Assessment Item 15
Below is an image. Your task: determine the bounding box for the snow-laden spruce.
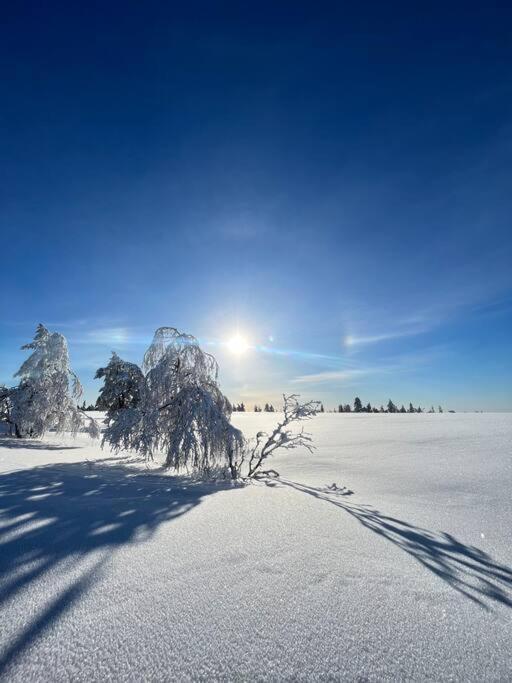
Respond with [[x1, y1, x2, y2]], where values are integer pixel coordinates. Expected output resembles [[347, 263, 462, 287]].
[[4, 324, 99, 439], [95, 352, 143, 411], [100, 326, 319, 478]]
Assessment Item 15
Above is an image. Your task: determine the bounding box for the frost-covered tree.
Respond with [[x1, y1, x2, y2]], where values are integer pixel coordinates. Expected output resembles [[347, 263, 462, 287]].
[[95, 352, 144, 411], [8, 324, 98, 439], [241, 394, 320, 478], [102, 327, 244, 476], [0, 385, 11, 433]]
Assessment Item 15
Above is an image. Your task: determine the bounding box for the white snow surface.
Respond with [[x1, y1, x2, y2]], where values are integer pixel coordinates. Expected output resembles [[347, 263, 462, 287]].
[[0, 412, 511, 681]]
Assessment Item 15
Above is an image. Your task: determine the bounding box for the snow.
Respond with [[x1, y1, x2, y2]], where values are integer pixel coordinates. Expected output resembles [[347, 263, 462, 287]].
[[1, 413, 511, 681]]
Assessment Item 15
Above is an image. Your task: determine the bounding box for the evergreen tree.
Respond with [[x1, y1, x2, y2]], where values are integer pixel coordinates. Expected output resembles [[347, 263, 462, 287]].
[[387, 399, 397, 413], [344, 404, 351, 412], [354, 397, 363, 413], [438, 405, 443, 413], [95, 352, 143, 412], [9, 324, 97, 438], [320, 403, 325, 413], [408, 402, 415, 413], [400, 404, 406, 413], [366, 402, 372, 413]]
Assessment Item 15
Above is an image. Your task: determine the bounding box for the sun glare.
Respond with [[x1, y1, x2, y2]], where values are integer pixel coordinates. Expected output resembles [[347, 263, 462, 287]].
[[227, 334, 249, 355]]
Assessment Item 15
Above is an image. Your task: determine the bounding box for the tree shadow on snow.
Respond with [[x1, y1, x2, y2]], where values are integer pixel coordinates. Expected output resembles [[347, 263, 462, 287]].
[[0, 436, 82, 451], [279, 479, 512, 611], [0, 460, 231, 675]]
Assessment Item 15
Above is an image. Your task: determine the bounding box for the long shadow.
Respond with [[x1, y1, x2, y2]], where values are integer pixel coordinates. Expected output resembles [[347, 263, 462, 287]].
[[279, 479, 512, 610], [0, 459, 232, 675], [0, 437, 82, 451]]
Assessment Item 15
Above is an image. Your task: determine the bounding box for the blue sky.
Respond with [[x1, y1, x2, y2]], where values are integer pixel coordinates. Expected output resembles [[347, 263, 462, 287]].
[[1, 2, 511, 410]]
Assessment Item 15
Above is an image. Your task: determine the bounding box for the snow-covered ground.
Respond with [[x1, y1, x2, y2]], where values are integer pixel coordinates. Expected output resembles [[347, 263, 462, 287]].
[[0, 413, 511, 681]]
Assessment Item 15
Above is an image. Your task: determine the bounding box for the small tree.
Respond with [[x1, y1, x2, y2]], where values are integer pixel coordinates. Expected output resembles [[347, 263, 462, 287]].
[[243, 394, 320, 478], [366, 402, 372, 413], [95, 352, 144, 412], [387, 399, 397, 413], [354, 397, 363, 413], [344, 404, 351, 413]]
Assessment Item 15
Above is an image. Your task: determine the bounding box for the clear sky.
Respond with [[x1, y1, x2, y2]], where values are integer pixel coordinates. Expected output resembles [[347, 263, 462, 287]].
[[1, 2, 511, 411]]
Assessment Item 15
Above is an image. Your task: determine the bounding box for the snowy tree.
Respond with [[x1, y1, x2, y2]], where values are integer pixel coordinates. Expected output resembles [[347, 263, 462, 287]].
[[242, 394, 320, 478], [95, 352, 144, 411], [8, 324, 99, 439], [102, 327, 245, 476], [0, 385, 11, 432], [354, 397, 363, 412]]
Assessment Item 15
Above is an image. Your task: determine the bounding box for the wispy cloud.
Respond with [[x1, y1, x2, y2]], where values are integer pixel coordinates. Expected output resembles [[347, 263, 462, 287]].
[[344, 328, 426, 347], [292, 345, 450, 385], [292, 368, 377, 384]]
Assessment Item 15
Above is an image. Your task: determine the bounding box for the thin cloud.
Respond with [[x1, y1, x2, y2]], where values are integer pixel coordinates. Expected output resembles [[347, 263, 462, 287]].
[[292, 368, 377, 384], [344, 328, 426, 347]]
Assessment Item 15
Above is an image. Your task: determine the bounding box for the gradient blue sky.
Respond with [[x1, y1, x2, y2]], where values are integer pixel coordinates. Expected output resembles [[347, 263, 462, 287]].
[[1, 2, 511, 410]]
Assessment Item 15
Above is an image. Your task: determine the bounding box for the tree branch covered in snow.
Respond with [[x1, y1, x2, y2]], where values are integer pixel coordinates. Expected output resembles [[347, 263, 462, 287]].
[[245, 394, 320, 478]]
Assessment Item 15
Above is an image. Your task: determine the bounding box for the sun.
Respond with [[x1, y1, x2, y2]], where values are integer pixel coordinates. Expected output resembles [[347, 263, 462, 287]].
[[227, 334, 249, 355]]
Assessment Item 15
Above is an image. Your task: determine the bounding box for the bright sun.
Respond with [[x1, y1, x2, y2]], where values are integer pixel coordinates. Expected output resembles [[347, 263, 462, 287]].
[[227, 334, 249, 355]]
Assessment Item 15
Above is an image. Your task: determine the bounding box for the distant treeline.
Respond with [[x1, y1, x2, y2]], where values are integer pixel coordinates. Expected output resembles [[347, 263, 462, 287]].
[[233, 398, 452, 414], [233, 402, 277, 413], [84, 397, 451, 414], [336, 398, 448, 413]]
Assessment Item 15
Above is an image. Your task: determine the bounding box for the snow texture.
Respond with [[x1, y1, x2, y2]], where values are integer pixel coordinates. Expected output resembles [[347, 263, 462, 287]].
[[0, 412, 511, 681]]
